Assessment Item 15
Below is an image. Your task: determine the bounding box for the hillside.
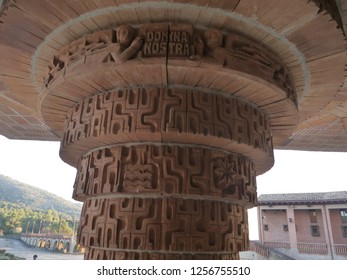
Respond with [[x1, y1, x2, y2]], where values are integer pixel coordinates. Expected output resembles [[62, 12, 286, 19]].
[[0, 174, 81, 218]]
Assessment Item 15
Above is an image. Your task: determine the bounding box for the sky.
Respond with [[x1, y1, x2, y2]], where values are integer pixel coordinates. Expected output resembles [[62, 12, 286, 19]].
[[0, 134, 346, 240]]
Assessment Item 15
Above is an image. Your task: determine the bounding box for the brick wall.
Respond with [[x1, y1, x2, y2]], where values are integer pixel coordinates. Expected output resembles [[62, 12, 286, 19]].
[[262, 209, 289, 243], [295, 209, 326, 243], [330, 209, 346, 244]]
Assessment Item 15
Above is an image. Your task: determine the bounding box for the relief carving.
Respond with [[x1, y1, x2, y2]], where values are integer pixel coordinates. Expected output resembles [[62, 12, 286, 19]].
[[62, 87, 273, 168], [43, 56, 65, 88], [139, 23, 194, 58], [42, 23, 298, 261], [43, 26, 143, 88], [123, 164, 155, 191], [224, 34, 277, 76], [213, 158, 240, 193], [200, 29, 224, 59], [73, 145, 257, 205], [190, 30, 294, 99], [60, 79, 265, 262], [273, 66, 297, 105], [42, 23, 296, 104], [78, 197, 248, 259], [103, 25, 144, 64]]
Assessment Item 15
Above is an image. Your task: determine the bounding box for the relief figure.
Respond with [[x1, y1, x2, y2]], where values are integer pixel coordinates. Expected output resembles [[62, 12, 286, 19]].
[[104, 25, 144, 64], [187, 29, 225, 66]]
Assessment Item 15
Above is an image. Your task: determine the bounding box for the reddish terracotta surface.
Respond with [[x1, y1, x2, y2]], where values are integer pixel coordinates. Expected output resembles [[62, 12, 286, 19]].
[[1, 1, 347, 259], [60, 87, 274, 173]]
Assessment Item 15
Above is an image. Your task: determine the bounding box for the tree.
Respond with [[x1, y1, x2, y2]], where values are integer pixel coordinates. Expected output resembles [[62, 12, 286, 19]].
[[0, 205, 76, 235]]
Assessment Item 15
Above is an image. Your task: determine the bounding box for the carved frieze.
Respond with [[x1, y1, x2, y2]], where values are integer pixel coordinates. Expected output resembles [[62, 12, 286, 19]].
[[140, 23, 194, 58], [61, 87, 273, 172], [74, 143, 253, 259], [73, 145, 257, 205], [78, 196, 248, 259], [42, 23, 296, 104], [42, 22, 297, 261]]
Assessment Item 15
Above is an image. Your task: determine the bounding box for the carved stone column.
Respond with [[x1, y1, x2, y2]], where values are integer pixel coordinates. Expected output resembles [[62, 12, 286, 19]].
[[39, 23, 298, 259], [59, 87, 271, 259], [75, 145, 254, 259]]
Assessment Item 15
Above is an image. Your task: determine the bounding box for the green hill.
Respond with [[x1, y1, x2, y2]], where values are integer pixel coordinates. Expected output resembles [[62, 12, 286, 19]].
[[0, 174, 81, 218]]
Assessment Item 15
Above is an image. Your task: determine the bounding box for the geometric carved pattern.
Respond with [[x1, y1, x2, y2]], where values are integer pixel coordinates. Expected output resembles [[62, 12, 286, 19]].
[[60, 84, 270, 260], [62, 87, 273, 174], [52, 23, 285, 260], [78, 197, 248, 260], [41, 23, 297, 151], [74, 144, 253, 259], [73, 145, 257, 206]]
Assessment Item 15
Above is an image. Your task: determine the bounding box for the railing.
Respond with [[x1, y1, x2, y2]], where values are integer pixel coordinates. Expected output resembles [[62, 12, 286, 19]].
[[263, 241, 290, 249], [297, 242, 328, 255], [334, 244, 347, 256], [21, 233, 72, 240], [250, 241, 347, 258], [249, 241, 269, 257]]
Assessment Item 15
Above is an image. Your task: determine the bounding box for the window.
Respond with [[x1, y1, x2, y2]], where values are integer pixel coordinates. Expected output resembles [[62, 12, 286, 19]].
[[283, 225, 288, 231], [309, 210, 317, 223], [342, 226, 347, 238], [340, 209, 347, 223], [264, 224, 269, 231], [311, 225, 320, 237]]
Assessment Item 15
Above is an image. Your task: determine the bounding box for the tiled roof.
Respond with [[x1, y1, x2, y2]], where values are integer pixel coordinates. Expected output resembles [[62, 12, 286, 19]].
[[258, 191, 347, 205]]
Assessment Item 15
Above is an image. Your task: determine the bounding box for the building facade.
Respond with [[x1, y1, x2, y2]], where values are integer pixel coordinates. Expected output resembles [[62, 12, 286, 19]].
[[257, 192, 347, 259]]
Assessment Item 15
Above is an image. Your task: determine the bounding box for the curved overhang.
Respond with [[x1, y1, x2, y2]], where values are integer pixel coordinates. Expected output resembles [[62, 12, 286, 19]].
[[0, 0, 346, 152]]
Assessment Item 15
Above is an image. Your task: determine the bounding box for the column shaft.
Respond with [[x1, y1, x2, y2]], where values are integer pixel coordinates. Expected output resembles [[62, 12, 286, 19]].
[[61, 86, 272, 259]]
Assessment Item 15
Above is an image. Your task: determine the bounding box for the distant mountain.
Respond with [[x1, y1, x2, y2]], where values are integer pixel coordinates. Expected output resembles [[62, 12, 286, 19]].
[[0, 174, 82, 218]]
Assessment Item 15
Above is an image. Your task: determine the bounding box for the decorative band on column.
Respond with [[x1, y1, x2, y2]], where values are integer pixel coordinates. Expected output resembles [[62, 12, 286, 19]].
[[78, 196, 248, 260], [61, 86, 273, 174], [75, 144, 252, 259], [84, 248, 239, 260], [73, 145, 257, 206]]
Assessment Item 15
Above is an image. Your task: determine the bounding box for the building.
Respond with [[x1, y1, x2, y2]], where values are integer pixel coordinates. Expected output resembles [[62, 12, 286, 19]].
[[256, 191, 347, 259], [1, 0, 347, 259]]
